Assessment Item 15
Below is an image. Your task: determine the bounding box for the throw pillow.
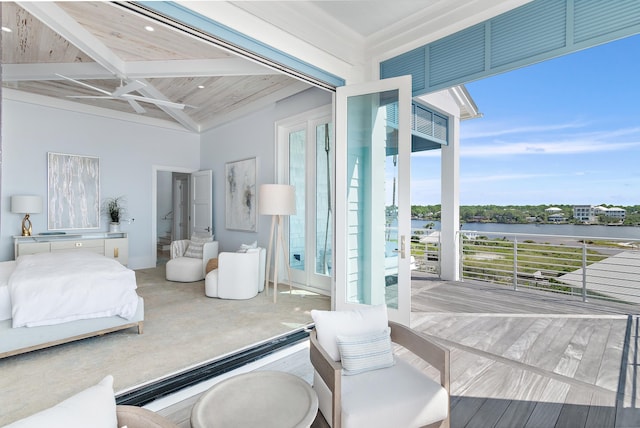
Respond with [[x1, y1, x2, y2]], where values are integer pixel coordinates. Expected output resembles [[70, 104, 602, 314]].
[[184, 233, 213, 259], [337, 327, 395, 375], [205, 258, 218, 274], [237, 241, 258, 253], [311, 304, 388, 362], [5, 375, 117, 428]]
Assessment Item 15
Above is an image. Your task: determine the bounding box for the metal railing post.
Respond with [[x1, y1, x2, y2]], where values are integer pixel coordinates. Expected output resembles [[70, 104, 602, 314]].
[[513, 237, 518, 291], [582, 242, 588, 302]]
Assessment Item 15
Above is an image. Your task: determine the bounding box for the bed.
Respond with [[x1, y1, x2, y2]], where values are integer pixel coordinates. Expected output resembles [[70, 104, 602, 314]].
[[0, 251, 144, 358]]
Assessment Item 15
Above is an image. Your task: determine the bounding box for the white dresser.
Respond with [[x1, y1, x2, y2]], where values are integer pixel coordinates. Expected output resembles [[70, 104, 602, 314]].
[[14, 233, 128, 265]]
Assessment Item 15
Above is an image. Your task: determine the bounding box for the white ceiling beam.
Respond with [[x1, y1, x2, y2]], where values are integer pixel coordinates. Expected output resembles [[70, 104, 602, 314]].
[[17, 1, 126, 78], [2, 63, 111, 82], [3, 88, 192, 133], [125, 58, 279, 78], [135, 79, 200, 133]]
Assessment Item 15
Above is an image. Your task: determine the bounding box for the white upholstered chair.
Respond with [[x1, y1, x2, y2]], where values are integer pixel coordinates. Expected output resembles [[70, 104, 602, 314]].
[[310, 305, 450, 428], [205, 247, 266, 299], [165, 236, 218, 282]]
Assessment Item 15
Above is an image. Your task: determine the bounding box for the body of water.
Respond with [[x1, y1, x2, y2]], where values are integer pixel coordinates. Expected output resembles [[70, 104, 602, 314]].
[[411, 220, 640, 241]]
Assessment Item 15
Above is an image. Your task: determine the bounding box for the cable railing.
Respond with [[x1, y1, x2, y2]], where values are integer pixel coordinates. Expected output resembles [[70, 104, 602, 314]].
[[456, 231, 640, 304]]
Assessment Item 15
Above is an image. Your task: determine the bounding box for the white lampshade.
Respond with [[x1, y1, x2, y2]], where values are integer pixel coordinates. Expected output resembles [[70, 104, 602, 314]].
[[11, 195, 42, 214], [258, 184, 296, 216]]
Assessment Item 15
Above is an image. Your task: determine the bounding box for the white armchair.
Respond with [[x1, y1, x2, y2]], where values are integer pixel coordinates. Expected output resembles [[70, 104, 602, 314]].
[[166, 237, 218, 282], [310, 305, 450, 428], [205, 248, 266, 299]]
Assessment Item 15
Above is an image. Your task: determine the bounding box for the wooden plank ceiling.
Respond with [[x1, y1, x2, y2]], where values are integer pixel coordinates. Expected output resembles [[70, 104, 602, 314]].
[[1, 2, 311, 132]]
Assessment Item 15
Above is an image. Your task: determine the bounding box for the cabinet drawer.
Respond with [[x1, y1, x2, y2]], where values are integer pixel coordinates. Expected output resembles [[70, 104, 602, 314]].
[[51, 239, 105, 251], [17, 242, 50, 256]]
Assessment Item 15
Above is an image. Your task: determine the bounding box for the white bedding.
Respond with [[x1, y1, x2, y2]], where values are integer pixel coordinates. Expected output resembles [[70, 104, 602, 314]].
[[0, 261, 16, 321], [9, 251, 139, 328]]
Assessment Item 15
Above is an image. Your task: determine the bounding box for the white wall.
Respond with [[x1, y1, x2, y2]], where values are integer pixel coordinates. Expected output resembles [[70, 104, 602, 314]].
[[1, 99, 200, 268], [200, 87, 332, 253]]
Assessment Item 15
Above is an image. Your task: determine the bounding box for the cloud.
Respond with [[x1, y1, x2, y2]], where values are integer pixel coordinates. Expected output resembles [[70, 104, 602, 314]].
[[462, 121, 586, 139], [460, 172, 563, 183], [460, 140, 640, 157]]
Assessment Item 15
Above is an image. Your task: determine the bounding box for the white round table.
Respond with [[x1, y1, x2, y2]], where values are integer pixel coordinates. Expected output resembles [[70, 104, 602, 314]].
[[191, 371, 318, 428]]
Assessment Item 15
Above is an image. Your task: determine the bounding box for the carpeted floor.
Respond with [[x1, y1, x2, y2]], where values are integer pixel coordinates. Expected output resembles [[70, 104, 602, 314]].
[[0, 266, 330, 425]]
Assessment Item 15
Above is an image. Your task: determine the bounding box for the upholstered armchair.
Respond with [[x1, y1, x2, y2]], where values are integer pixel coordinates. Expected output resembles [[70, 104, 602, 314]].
[[310, 305, 450, 428], [165, 235, 218, 282], [205, 247, 266, 299]]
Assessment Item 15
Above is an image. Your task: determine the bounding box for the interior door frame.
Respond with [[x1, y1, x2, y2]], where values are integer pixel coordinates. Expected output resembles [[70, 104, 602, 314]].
[[334, 75, 412, 326]]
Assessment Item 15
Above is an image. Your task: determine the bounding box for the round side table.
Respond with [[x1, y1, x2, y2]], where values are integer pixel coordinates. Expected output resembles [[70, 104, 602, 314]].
[[191, 370, 318, 428]]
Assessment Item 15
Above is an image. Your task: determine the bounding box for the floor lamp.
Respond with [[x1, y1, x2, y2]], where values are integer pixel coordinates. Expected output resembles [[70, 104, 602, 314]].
[[259, 184, 296, 303]]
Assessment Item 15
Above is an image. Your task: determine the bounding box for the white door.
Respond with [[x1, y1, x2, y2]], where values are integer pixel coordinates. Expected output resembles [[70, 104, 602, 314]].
[[191, 170, 213, 235], [335, 76, 412, 326]]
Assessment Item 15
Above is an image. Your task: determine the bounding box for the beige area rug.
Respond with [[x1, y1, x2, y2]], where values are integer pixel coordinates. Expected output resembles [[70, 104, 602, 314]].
[[0, 266, 329, 425]]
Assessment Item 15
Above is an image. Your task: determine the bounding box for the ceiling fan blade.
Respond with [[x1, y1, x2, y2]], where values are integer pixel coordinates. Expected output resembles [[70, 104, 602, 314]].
[[121, 93, 186, 110], [112, 80, 146, 98], [56, 74, 112, 96], [127, 99, 147, 114], [67, 95, 116, 100]]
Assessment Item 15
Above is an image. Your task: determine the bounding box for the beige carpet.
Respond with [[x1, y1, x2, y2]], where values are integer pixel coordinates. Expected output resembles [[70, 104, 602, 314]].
[[0, 266, 330, 425]]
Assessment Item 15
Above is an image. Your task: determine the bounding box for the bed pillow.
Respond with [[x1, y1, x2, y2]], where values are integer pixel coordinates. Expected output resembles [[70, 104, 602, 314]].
[[184, 234, 213, 259], [311, 304, 388, 361], [5, 375, 117, 428], [337, 327, 395, 375]]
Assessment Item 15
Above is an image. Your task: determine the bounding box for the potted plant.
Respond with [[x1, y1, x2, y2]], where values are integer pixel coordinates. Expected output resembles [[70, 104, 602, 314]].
[[103, 196, 126, 232]]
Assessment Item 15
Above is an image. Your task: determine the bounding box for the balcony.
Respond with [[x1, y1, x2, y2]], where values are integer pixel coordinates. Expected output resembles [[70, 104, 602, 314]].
[[407, 229, 640, 427]]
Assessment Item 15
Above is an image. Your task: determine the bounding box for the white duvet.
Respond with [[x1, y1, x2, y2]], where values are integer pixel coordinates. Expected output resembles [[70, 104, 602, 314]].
[[9, 251, 139, 328]]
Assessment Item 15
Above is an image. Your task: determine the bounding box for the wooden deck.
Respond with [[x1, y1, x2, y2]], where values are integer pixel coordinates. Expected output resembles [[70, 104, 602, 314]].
[[156, 275, 640, 428]]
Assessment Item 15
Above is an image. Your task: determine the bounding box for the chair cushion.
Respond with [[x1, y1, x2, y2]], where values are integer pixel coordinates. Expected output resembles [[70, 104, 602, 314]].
[[311, 305, 388, 361], [337, 327, 394, 375], [5, 375, 117, 428], [184, 234, 213, 259], [166, 257, 204, 282], [314, 359, 448, 428]]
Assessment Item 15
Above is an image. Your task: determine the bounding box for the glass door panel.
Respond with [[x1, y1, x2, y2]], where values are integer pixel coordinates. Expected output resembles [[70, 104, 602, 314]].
[[335, 76, 411, 325], [289, 129, 306, 272]]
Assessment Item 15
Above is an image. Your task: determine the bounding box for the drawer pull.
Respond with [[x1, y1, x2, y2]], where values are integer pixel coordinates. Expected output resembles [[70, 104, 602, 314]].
[[114, 248, 119, 258], [75, 242, 82, 247]]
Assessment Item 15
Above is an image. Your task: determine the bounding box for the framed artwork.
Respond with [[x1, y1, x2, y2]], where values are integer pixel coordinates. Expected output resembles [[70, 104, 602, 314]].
[[47, 152, 100, 230], [225, 157, 257, 232]]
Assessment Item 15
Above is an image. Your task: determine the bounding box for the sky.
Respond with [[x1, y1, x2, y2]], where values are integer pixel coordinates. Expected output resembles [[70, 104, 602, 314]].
[[410, 33, 640, 207]]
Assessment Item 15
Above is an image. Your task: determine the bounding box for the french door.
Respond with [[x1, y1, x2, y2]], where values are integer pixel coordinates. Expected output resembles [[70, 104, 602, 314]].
[[277, 107, 332, 294], [335, 76, 412, 326]]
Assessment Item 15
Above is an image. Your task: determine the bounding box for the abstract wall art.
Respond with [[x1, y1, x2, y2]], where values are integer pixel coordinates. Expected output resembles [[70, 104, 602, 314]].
[[225, 157, 257, 232], [47, 152, 100, 230]]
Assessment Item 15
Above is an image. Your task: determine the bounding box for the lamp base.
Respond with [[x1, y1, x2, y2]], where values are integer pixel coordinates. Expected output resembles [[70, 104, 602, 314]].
[[21, 214, 32, 237]]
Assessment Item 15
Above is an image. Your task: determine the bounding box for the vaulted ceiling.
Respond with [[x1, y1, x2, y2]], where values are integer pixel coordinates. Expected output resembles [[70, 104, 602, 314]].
[[1, 1, 312, 132]]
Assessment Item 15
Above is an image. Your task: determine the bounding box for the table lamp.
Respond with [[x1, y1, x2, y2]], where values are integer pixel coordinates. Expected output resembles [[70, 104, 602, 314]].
[[11, 195, 43, 236], [259, 184, 296, 303]]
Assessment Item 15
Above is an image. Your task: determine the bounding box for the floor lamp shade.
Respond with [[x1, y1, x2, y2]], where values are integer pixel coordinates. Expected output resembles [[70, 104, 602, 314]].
[[258, 184, 296, 216]]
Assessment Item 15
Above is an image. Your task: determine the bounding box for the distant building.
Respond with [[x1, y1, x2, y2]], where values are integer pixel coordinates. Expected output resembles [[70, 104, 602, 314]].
[[573, 205, 626, 223], [548, 213, 565, 223], [545, 207, 562, 213]]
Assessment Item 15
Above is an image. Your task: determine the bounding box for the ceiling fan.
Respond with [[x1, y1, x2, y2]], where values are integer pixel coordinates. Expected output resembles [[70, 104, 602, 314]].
[[56, 74, 187, 114]]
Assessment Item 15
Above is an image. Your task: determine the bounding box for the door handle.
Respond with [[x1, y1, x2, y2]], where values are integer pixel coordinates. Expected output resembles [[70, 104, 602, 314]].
[[205, 226, 212, 232], [400, 235, 406, 259]]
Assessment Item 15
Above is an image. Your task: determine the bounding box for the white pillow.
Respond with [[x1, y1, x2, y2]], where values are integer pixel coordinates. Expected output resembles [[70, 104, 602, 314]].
[[337, 327, 395, 375], [184, 233, 213, 258], [237, 241, 258, 253], [5, 375, 117, 428], [311, 304, 388, 362]]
